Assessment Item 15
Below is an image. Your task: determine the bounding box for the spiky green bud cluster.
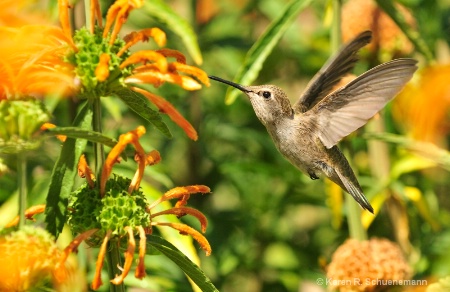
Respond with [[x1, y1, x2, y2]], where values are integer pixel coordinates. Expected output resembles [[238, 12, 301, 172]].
[[68, 175, 150, 246], [0, 99, 50, 153], [65, 27, 132, 97]]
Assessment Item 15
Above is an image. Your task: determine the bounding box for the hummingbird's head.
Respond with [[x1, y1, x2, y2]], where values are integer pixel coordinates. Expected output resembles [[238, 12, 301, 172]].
[[209, 76, 293, 125]]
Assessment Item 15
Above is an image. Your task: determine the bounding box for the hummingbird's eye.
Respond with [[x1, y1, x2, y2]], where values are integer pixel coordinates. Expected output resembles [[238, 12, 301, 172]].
[[262, 91, 271, 99]]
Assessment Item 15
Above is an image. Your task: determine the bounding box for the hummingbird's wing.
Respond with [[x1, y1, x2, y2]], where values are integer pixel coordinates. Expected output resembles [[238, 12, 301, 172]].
[[293, 31, 372, 113], [307, 58, 418, 149]]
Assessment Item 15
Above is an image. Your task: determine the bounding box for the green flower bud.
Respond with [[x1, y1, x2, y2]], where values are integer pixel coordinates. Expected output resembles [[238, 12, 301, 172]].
[[68, 175, 150, 247], [0, 99, 50, 154]]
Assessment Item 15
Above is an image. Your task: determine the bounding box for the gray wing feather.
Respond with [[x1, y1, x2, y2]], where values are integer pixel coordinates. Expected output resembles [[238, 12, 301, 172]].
[[293, 31, 372, 113], [309, 58, 418, 149]]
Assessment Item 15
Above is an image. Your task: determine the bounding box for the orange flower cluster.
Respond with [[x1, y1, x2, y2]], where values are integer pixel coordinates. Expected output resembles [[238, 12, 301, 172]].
[[327, 238, 411, 291], [0, 227, 76, 291], [0, 25, 75, 99], [341, 0, 415, 59], [73, 126, 211, 289], [6, 126, 212, 289], [58, 0, 209, 140], [393, 64, 450, 145]]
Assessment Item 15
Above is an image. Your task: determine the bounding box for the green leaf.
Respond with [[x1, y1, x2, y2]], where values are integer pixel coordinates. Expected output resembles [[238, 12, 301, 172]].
[[45, 127, 117, 148], [364, 132, 450, 171], [143, 0, 203, 65], [45, 102, 93, 238], [114, 87, 172, 138], [147, 235, 218, 292], [225, 0, 313, 104]]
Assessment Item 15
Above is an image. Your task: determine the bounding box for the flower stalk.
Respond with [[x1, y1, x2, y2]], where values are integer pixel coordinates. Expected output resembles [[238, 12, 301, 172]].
[[17, 154, 27, 229], [332, 0, 367, 241]]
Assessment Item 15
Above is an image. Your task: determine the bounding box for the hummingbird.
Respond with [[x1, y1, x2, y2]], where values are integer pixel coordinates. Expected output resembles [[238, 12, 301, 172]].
[[209, 31, 418, 213]]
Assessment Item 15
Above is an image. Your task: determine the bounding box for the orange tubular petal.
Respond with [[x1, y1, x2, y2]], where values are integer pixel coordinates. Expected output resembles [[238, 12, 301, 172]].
[[151, 207, 208, 233], [147, 185, 211, 211], [41, 122, 67, 142], [92, 230, 111, 290], [100, 126, 146, 196], [128, 149, 146, 194], [58, 0, 76, 50], [135, 226, 147, 279], [131, 87, 198, 140], [111, 227, 136, 285], [103, 0, 144, 45], [156, 49, 186, 64], [78, 154, 95, 188], [95, 53, 111, 82], [5, 204, 46, 228], [91, 0, 103, 33], [120, 50, 168, 73], [103, 1, 120, 38], [154, 222, 211, 256], [169, 62, 210, 86], [108, 5, 128, 45], [126, 71, 202, 90], [145, 150, 161, 166], [174, 195, 190, 208], [118, 28, 167, 57], [59, 229, 99, 267]]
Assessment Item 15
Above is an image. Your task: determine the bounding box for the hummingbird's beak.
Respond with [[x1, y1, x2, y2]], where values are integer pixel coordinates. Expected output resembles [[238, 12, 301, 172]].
[[209, 76, 250, 93]]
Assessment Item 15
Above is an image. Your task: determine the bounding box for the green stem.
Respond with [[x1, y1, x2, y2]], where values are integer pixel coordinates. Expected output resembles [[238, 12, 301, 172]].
[[331, 0, 342, 53], [106, 239, 125, 292], [332, 0, 367, 241], [346, 191, 367, 241], [17, 154, 27, 229], [84, 0, 91, 30], [92, 98, 104, 176], [92, 98, 123, 292]]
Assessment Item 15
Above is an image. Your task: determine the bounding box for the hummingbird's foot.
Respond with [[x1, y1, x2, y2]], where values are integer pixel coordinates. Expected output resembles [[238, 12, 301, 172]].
[[308, 171, 319, 180]]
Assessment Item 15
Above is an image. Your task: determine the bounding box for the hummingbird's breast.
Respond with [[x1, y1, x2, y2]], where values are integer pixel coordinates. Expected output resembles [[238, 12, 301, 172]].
[[266, 117, 322, 175]]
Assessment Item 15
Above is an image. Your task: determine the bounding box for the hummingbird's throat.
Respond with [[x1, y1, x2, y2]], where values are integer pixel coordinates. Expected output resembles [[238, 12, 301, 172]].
[[208, 76, 250, 93]]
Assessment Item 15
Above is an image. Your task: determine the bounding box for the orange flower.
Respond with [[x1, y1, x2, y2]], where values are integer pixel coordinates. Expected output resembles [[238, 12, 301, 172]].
[[0, 0, 51, 27], [393, 64, 450, 145], [327, 238, 411, 291], [0, 25, 76, 99], [341, 0, 415, 59], [0, 226, 76, 291], [57, 0, 209, 140], [2, 0, 209, 139], [68, 126, 212, 289]]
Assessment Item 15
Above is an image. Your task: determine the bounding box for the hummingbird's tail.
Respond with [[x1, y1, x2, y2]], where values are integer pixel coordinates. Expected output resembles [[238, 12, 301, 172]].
[[335, 171, 374, 213]]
